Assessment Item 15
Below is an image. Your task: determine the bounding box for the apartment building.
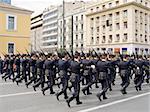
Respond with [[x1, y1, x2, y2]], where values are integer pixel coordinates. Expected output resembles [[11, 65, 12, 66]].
[[86, 0, 150, 55]]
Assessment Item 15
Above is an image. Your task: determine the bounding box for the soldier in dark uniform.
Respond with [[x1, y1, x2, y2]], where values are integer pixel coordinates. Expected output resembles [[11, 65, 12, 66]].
[[0, 56, 3, 75], [16, 54, 28, 85], [4, 55, 15, 81], [91, 53, 99, 88], [134, 56, 147, 91], [56, 52, 70, 100], [33, 54, 45, 91], [66, 52, 82, 107], [26, 54, 37, 87], [96, 54, 109, 101], [26, 55, 31, 81], [42, 53, 55, 95], [107, 55, 118, 91], [118, 55, 131, 94], [12, 54, 21, 82], [81, 53, 93, 95], [144, 57, 150, 84], [2, 55, 9, 80]]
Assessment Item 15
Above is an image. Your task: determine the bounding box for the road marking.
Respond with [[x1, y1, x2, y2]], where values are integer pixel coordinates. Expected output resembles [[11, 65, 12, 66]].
[[0, 82, 13, 85], [78, 92, 150, 112], [0, 91, 41, 98]]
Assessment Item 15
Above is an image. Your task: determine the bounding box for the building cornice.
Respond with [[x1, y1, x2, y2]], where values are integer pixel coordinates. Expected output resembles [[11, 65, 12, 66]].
[[86, 2, 150, 16], [0, 3, 33, 14], [0, 34, 29, 38], [87, 42, 150, 46]]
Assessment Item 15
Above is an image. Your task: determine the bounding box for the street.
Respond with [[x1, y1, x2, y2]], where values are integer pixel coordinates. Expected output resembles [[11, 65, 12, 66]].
[[0, 77, 149, 112]]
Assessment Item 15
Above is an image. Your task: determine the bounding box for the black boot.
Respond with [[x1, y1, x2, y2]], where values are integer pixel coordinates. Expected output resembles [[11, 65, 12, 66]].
[[42, 89, 45, 96], [82, 88, 86, 95], [66, 97, 74, 108], [96, 93, 102, 101], [76, 101, 82, 105], [87, 88, 92, 95], [103, 93, 108, 100], [55, 93, 60, 101]]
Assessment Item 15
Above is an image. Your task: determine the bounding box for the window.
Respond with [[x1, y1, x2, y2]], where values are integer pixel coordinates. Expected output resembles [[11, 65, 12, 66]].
[[124, 22, 128, 29], [76, 44, 78, 48], [91, 27, 94, 34], [102, 5, 105, 9], [140, 34, 143, 42], [96, 7, 99, 11], [81, 15, 83, 20], [116, 23, 120, 30], [109, 3, 112, 8], [145, 35, 147, 42], [116, 34, 120, 42], [81, 24, 84, 30], [108, 35, 113, 43], [145, 2, 147, 6], [81, 44, 83, 49], [102, 36, 106, 43], [102, 15, 106, 20], [116, 1, 119, 5], [81, 34, 83, 40], [109, 24, 112, 31], [8, 43, 14, 54], [97, 27, 100, 32], [135, 34, 138, 42], [123, 33, 128, 42], [96, 37, 99, 44], [91, 37, 94, 44], [76, 35, 78, 40], [123, 10, 128, 17], [76, 25, 78, 31], [96, 17, 100, 23], [102, 25, 106, 31], [76, 16, 78, 21], [7, 15, 17, 30], [116, 12, 120, 16]]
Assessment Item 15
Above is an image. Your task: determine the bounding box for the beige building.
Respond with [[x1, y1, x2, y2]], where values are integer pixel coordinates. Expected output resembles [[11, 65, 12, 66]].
[[86, 0, 150, 55]]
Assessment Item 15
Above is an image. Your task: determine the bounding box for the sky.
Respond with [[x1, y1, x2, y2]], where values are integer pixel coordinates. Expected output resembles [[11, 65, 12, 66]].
[[12, 0, 93, 15]]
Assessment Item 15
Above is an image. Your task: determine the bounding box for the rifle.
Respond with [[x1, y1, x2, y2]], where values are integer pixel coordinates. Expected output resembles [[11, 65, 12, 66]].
[[24, 48, 30, 56]]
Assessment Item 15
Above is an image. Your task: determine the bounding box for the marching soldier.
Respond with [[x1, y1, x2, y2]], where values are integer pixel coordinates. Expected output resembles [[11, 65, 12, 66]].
[[12, 54, 21, 82], [118, 55, 131, 94], [56, 52, 70, 100], [33, 54, 45, 91], [42, 53, 55, 95], [96, 54, 109, 101], [107, 55, 118, 91], [26, 54, 37, 88], [134, 56, 147, 91], [0, 56, 3, 76], [66, 52, 82, 107], [81, 53, 93, 95]]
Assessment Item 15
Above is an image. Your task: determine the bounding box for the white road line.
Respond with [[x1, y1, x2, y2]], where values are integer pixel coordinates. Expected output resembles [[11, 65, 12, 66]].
[[0, 91, 41, 98], [77, 92, 150, 112], [0, 82, 13, 85]]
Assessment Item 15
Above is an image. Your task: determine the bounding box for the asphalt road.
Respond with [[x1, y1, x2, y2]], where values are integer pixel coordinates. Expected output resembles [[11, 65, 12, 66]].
[[0, 76, 149, 112]]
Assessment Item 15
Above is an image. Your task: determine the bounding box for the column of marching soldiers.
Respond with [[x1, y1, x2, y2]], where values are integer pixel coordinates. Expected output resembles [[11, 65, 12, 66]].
[[0, 50, 149, 107]]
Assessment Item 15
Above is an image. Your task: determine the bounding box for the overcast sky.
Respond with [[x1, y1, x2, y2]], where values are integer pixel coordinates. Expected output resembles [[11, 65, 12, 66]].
[[12, 0, 93, 15]]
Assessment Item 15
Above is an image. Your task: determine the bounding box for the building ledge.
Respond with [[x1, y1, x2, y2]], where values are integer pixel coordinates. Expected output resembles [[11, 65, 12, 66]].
[[86, 2, 150, 16]]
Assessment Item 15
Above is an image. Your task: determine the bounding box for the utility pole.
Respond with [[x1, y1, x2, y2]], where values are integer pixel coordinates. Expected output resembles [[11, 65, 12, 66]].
[[71, 15, 74, 56], [62, 0, 65, 50]]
